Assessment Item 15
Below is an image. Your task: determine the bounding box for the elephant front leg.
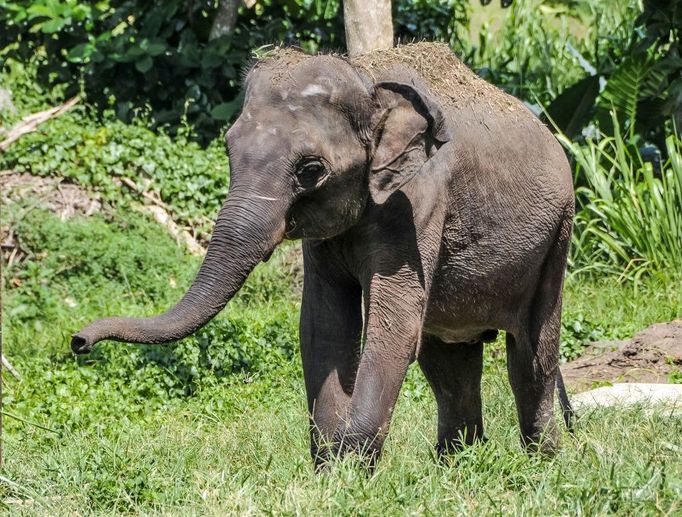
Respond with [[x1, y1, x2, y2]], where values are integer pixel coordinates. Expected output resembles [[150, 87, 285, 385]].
[[300, 245, 363, 469], [330, 269, 425, 466]]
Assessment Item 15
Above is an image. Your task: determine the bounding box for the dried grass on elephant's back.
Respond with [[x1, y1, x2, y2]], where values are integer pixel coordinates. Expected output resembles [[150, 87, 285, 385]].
[[351, 42, 518, 112]]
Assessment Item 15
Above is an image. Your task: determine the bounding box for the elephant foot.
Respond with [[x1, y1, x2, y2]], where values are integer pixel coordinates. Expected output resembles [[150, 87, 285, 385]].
[[321, 426, 383, 471], [520, 421, 560, 456], [435, 432, 488, 462]]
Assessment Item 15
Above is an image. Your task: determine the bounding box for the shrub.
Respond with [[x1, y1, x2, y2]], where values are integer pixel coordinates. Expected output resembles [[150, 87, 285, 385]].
[[559, 118, 682, 281], [0, 107, 229, 240], [0, 0, 345, 142]]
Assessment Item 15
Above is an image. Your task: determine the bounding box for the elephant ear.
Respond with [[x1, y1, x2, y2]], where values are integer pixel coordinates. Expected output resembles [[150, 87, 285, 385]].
[[368, 81, 452, 203]]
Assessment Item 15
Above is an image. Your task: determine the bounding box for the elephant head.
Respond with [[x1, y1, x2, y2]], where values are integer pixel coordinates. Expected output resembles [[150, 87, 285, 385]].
[[71, 49, 451, 353]]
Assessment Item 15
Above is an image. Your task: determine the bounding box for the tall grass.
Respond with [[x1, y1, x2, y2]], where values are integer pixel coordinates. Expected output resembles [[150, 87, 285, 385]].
[[558, 120, 682, 282]]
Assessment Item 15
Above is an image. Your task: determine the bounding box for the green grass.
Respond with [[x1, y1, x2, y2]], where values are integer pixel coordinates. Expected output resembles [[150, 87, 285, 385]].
[[3, 363, 681, 515], [3, 191, 682, 515]]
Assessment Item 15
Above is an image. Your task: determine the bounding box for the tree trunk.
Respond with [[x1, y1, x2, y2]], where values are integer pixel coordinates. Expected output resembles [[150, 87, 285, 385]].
[[343, 0, 393, 56], [209, 0, 240, 41]]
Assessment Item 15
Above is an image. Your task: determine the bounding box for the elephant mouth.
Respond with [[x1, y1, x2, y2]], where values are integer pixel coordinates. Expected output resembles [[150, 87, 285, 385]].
[[284, 211, 326, 240], [284, 215, 299, 238]]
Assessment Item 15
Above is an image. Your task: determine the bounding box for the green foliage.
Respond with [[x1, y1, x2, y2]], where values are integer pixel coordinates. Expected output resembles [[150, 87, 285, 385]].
[[1, 204, 300, 433], [3, 207, 192, 327], [560, 313, 606, 361], [2, 0, 677, 146], [558, 119, 682, 280], [634, 0, 682, 126], [394, 0, 471, 52], [598, 54, 668, 139], [0, 55, 68, 127], [544, 0, 681, 144], [0, 107, 229, 239], [473, 1, 636, 105], [0, 0, 345, 142]]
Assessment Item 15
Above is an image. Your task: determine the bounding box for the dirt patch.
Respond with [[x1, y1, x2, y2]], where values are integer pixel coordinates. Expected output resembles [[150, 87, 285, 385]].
[[0, 171, 205, 261], [1, 171, 102, 220], [563, 320, 682, 390]]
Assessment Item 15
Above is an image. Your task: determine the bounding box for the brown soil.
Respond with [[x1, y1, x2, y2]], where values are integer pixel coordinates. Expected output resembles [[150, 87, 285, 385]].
[[0, 171, 205, 262], [563, 320, 682, 390], [1, 171, 102, 220]]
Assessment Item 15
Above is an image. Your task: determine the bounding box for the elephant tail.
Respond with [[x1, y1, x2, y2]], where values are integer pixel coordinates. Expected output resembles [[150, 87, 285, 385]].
[[556, 368, 575, 433]]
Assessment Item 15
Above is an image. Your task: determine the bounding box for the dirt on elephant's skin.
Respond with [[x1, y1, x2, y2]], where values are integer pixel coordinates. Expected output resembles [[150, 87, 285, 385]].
[[562, 320, 682, 391]]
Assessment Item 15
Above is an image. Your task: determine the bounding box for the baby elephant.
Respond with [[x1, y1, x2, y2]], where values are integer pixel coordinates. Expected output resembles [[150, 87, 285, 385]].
[[72, 43, 574, 468]]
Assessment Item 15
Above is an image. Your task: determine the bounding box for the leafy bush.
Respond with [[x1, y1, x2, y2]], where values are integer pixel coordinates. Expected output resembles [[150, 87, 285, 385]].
[[0, 0, 345, 142], [544, 0, 681, 145], [559, 119, 682, 281], [560, 313, 606, 362], [0, 107, 229, 239]]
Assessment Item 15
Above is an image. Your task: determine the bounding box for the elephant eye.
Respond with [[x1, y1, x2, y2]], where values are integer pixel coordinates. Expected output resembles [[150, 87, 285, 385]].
[[296, 160, 326, 189]]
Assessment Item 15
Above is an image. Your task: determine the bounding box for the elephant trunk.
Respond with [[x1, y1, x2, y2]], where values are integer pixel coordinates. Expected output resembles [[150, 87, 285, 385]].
[[71, 189, 287, 354]]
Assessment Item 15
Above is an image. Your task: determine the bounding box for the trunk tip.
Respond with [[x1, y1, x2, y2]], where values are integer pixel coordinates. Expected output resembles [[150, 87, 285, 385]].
[[71, 333, 93, 354]]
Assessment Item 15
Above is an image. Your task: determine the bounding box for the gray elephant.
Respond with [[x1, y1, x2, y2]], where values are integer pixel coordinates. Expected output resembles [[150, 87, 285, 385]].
[[72, 42, 574, 468]]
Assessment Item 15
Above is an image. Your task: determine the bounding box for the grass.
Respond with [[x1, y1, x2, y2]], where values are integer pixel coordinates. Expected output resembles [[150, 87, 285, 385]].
[[2, 192, 682, 515], [3, 362, 681, 515], [563, 276, 682, 342]]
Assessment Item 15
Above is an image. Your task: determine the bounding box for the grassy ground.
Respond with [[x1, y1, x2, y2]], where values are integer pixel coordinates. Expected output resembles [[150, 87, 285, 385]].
[[2, 198, 681, 515], [4, 363, 681, 515]]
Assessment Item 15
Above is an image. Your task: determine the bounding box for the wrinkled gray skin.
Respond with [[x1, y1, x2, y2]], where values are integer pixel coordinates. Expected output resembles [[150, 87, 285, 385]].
[[72, 49, 574, 468]]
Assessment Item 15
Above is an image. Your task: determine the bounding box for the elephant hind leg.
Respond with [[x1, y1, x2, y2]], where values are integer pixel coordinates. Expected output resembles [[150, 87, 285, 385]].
[[506, 215, 572, 454], [418, 333, 485, 458]]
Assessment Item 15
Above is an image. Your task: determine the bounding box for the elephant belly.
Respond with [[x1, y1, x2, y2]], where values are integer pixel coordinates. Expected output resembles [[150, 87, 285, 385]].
[[422, 321, 499, 344], [423, 235, 548, 341]]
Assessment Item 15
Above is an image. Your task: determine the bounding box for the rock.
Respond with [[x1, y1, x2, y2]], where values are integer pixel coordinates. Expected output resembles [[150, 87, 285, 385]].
[[571, 383, 682, 415], [0, 87, 17, 117]]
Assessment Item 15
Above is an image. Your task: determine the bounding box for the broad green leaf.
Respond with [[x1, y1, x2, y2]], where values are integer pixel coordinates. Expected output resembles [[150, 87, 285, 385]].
[[135, 55, 154, 73]]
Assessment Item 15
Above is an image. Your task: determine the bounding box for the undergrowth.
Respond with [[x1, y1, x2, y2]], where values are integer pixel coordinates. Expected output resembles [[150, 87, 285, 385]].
[[1, 204, 300, 432], [560, 119, 682, 282], [0, 105, 229, 242]]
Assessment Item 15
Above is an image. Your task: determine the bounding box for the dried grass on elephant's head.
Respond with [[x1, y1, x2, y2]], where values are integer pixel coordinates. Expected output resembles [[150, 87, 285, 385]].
[[245, 46, 313, 86], [246, 42, 518, 113], [351, 42, 517, 111]]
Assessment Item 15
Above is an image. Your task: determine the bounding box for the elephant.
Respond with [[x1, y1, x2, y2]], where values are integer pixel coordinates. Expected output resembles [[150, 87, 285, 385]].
[[71, 42, 575, 468]]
